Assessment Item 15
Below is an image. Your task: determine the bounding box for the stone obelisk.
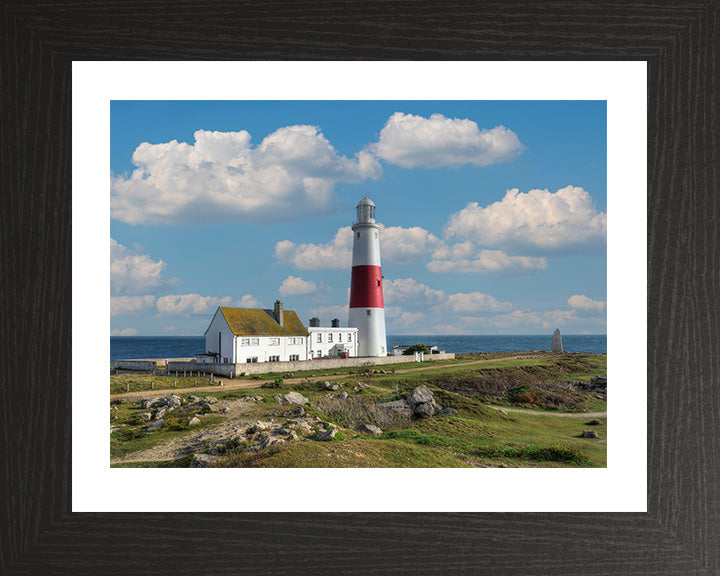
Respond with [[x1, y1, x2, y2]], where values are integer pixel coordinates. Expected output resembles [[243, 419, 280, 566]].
[[551, 328, 563, 353]]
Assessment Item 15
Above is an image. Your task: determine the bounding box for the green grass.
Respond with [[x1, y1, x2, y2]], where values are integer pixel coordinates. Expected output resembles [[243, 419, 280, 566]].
[[110, 373, 219, 395], [111, 352, 607, 468]]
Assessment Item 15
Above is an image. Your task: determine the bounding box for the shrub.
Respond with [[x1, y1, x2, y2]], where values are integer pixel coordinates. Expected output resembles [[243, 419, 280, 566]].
[[261, 378, 283, 389], [402, 344, 431, 356], [509, 384, 536, 405], [476, 444, 591, 466]]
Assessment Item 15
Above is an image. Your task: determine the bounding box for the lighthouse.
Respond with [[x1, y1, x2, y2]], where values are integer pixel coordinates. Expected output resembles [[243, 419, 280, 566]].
[[348, 197, 387, 357]]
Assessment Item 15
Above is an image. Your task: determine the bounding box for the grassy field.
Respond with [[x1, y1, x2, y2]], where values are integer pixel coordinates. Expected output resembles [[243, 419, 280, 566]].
[[110, 352, 607, 468]]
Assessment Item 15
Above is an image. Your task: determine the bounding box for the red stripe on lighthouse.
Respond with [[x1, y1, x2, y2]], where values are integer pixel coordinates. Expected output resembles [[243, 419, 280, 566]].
[[349, 265, 384, 308]]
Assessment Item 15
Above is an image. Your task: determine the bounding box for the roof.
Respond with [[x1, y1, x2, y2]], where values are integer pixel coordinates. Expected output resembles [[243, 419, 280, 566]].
[[217, 307, 308, 337], [357, 196, 375, 207]]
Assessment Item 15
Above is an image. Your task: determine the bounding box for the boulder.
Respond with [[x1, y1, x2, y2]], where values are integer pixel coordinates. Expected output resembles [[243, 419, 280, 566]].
[[436, 407, 458, 417], [586, 419, 602, 425], [140, 397, 162, 409], [356, 424, 383, 435], [274, 395, 282, 404], [163, 395, 183, 408], [406, 386, 434, 408], [138, 412, 152, 422], [146, 419, 164, 431], [314, 429, 337, 441], [582, 430, 599, 438], [283, 391, 309, 406], [333, 391, 349, 400], [154, 407, 168, 420], [188, 416, 202, 426], [187, 395, 201, 403], [414, 402, 436, 419], [203, 396, 218, 404], [551, 328, 563, 353], [320, 381, 333, 390], [190, 453, 219, 468], [247, 421, 273, 434]]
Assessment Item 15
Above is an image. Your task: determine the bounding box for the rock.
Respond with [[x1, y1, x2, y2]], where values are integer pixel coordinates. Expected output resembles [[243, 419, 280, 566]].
[[376, 400, 413, 420], [190, 453, 219, 468], [201, 402, 219, 412], [247, 420, 273, 434], [140, 397, 162, 409], [146, 419, 164, 431], [329, 384, 341, 391], [283, 407, 306, 418], [314, 429, 337, 441], [254, 396, 264, 403], [188, 416, 202, 426], [586, 419, 602, 425], [358, 383, 369, 389], [333, 391, 349, 400], [188, 395, 201, 403], [595, 395, 605, 400], [414, 402, 436, 419], [320, 381, 333, 390], [138, 412, 152, 422], [274, 395, 282, 404], [356, 424, 383, 435], [284, 373, 294, 378], [203, 396, 217, 404], [283, 391, 309, 406], [110, 425, 121, 433], [551, 328, 563, 353], [436, 407, 458, 416], [582, 430, 598, 438], [406, 386, 434, 408], [163, 394, 183, 408]]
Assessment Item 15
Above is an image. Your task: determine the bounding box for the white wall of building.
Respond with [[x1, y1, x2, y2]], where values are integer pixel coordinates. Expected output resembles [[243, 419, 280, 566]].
[[235, 336, 307, 364], [308, 327, 359, 359], [204, 310, 236, 363]]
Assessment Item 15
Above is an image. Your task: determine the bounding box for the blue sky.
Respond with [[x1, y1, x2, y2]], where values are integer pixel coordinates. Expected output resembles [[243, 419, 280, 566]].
[[110, 100, 606, 336]]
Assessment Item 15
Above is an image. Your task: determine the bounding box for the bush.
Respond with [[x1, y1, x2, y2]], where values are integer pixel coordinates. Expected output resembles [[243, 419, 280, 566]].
[[476, 444, 591, 465], [261, 379, 283, 389], [509, 384, 537, 405], [402, 344, 431, 356]]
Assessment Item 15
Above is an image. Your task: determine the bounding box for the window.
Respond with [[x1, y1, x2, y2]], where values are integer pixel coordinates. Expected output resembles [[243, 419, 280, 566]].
[[268, 355, 280, 362], [347, 334, 352, 342], [338, 333, 342, 342], [317, 333, 322, 343], [269, 337, 280, 346], [367, 309, 371, 316], [250, 337, 259, 346], [289, 354, 299, 362], [328, 333, 333, 343], [246, 357, 258, 363], [240, 338, 250, 346]]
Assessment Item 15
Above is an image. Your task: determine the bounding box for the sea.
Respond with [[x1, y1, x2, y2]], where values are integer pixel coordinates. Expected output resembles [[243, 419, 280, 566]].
[[110, 334, 606, 362]]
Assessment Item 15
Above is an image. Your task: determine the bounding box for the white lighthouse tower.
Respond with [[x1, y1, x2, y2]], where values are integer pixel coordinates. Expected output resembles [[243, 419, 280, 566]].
[[348, 197, 387, 357]]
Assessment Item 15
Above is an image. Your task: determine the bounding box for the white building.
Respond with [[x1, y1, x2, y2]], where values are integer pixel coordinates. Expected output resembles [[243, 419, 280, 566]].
[[307, 318, 359, 359], [203, 301, 308, 364]]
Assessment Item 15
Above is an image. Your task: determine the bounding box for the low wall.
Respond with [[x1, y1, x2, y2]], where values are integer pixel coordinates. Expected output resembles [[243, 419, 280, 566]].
[[113, 360, 158, 372], [166, 353, 455, 377]]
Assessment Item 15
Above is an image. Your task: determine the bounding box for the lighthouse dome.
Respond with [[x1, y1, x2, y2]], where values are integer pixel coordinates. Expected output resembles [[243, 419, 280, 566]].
[[355, 196, 376, 224]]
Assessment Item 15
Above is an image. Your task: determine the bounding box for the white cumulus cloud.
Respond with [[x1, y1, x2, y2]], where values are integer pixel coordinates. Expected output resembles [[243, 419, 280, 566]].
[[568, 294, 606, 312], [279, 276, 318, 297], [370, 112, 524, 168], [111, 295, 156, 317], [445, 292, 514, 313], [445, 186, 607, 252], [110, 328, 139, 336], [111, 126, 382, 225], [156, 293, 261, 316], [428, 248, 547, 275], [276, 225, 440, 270], [383, 278, 446, 306], [111, 238, 178, 295]]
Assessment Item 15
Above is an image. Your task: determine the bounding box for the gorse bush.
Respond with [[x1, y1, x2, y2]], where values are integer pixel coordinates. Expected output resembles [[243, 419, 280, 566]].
[[261, 379, 284, 389], [402, 344, 431, 356]]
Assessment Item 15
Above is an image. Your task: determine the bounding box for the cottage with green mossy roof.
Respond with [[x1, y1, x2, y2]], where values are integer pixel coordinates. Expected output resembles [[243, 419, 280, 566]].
[[202, 300, 309, 364]]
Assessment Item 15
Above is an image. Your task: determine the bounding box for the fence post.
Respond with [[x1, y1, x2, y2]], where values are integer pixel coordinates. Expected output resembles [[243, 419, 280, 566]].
[[151, 380, 153, 390], [126, 382, 129, 392]]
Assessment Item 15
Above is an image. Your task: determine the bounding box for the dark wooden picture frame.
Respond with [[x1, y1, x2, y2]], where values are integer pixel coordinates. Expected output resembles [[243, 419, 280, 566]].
[[2, 2, 718, 574]]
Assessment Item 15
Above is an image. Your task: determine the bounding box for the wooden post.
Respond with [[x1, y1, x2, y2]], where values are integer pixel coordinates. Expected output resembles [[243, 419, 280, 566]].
[[174, 380, 177, 388], [126, 382, 129, 392], [151, 380, 154, 390]]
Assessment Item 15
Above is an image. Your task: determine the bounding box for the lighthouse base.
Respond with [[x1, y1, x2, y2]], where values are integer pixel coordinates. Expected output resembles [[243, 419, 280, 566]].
[[348, 307, 387, 357]]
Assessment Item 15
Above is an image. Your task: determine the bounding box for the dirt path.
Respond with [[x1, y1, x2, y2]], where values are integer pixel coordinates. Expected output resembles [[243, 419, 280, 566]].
[[487, 405, 607, 419], [110, 355, 530, 400], [111, 398, 261, 465]]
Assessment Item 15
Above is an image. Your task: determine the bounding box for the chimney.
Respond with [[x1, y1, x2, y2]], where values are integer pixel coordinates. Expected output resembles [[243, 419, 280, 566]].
[[309, 317, 320, 327], [274, 300, 284, 327], [331, 318, 340, 328]]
